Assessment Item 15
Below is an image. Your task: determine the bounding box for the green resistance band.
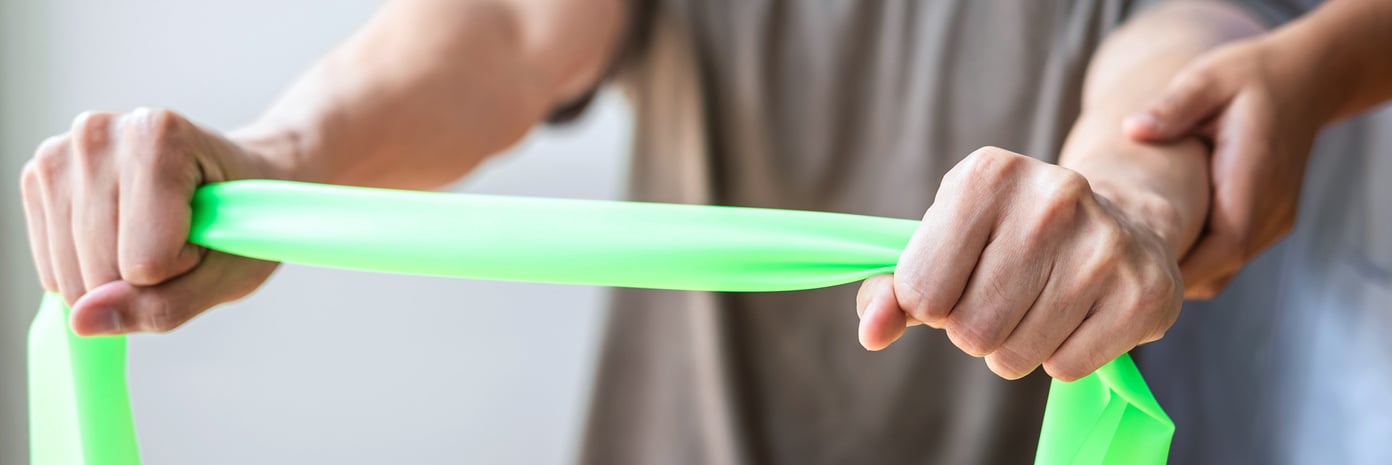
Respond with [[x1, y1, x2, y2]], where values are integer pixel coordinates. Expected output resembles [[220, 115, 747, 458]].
[[29, 180, 1173, 465]]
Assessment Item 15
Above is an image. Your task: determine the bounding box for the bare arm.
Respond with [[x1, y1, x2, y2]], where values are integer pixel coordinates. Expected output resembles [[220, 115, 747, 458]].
[[1120, 1, 1392, 298], [1276, 0, 1392, 123], [1061, 1, 1268, 258], [19, 0, 627, 334], [235, 0, 628, 188], [856, 2, 1271, 380]]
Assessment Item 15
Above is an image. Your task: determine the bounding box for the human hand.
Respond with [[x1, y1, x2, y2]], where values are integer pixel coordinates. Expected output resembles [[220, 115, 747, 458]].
[[20, 108, 285, 335], [1122, 37, 1327, 299], [855, 147, 1183, 381]]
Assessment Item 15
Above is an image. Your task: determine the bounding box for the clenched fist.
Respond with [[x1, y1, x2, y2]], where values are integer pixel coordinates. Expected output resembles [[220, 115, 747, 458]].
[[856, 147, 1184, 381], [20, 108, 283, 335]]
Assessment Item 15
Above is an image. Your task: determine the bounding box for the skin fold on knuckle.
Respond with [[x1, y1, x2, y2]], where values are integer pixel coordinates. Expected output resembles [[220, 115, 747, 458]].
[[120, 257, 180, 287], [1117, 291, 1166, 345], [945, 317, 1002, 357], [70, 111, 115, 161], [892, 270, 948, 325], [1134, 267, 1179, 313], [1026, 169, 1089, 240], [959, 147, 1025, 188], [985, 346, 1039, 380], [1043, 353, 1100, 382], [1079, 235, 1125, 283], [19, 159, 43, 199], [131, 297, 186, 333], [32, 136, 71, 184], [124, 107, 193, 168]]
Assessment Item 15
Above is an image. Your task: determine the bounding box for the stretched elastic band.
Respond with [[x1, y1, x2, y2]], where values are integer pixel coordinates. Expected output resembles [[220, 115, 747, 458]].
[[29, 180, 1172, 465]]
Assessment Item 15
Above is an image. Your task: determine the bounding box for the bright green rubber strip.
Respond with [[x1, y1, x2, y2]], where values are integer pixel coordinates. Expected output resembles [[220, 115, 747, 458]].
[[29, 180, 1172, 465]]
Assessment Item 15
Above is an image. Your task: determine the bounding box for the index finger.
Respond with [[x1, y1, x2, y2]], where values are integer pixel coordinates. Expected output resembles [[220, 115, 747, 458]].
[[115, 112, 203, 286]]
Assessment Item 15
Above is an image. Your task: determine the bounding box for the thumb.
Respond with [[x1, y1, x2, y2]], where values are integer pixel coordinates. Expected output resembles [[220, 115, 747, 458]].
[[70, 252, 277, 335], [857, 274, 909, 351], [1124, 64, 1234, 142]]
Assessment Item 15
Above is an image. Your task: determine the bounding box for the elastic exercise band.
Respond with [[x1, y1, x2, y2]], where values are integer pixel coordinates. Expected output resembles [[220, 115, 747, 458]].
[[29, 180, 1173, 465]]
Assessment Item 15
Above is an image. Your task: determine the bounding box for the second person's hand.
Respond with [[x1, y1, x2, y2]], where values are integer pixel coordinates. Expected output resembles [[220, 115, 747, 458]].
[[1122, 36, 1326, 299]]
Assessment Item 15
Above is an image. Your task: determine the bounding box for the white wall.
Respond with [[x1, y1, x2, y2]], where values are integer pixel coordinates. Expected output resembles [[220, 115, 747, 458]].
[[0, 1, 628, 464]]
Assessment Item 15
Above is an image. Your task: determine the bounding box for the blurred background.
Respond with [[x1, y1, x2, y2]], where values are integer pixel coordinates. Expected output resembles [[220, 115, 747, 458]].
[[0, 1, 629, 464]]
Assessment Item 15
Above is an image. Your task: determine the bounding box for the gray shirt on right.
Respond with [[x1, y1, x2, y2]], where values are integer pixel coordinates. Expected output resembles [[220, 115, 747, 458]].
[[569, 1, 1392, 464]]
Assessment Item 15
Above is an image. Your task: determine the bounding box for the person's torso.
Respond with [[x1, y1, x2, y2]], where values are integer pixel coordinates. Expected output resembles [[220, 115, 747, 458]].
[[585, 2, 1157, 464]]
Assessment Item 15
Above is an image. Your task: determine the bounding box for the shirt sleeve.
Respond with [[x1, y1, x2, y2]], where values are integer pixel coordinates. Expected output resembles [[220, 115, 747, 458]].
[[546, 0, 657, 124]]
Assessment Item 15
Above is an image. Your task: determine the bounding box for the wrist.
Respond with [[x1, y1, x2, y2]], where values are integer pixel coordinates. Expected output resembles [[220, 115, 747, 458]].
[[1062, 112, 1210, 257], [227, 124, 318, 183], [1090, 180, 1196, 258], [1262, 18, 1355, 125]]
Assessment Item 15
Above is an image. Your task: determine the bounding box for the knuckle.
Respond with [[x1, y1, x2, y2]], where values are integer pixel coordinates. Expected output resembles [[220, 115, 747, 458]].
[[1097, 221, 1129, 256], [136, 107, 186, 137], [1142, 328, 1168, 344], [946, 319, 1000, 357], [986, 347, 1039, 380], [69, 111, 115, 153], [126, 107, 190, 162], [1030, 170, 1090, 235], [135, 301, 182, 333], [893, 275, 948, 324], [1082, 238, 1125, 279], [19, 159, 42, 194], [70, 110, 109, 132], [1135, 273, 1178, 310], [34, 134, 67, 157], [1043, 356, 1095, 382], [938, 166, 968, 193], [31, 136, 71, 182], [121, 257, 177, 286], [960, 146, 1023, 184], [1049, 169, 1091, 202]]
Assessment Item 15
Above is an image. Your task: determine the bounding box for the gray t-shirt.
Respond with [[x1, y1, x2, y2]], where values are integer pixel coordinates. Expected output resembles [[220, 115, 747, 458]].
[[570, 1, 1319, 464]]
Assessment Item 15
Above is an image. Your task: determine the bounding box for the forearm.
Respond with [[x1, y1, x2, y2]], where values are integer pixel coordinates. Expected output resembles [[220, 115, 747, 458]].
[[1263, 0, 1392, 123], [229, 0, 625, 189], [1060, 2, 1267, 256]]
